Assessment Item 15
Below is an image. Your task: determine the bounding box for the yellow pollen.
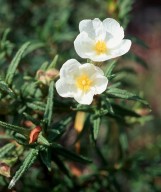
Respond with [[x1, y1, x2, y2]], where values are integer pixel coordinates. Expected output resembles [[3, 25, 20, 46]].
[[76, 74, 92, 91], [94, 40, 107, 55]]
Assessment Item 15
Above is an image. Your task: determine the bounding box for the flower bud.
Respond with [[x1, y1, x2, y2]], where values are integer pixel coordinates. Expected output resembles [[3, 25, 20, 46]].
[[29, 126, 41, 144], [36, 69, 59, 85]]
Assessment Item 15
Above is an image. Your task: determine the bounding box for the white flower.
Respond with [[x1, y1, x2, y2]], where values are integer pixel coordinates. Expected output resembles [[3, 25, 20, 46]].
[[55, 59, 108, 105], [74, 18, 131, 62]]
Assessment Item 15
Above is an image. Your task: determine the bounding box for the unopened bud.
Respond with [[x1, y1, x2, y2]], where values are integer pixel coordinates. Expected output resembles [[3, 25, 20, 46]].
[[0, 162, 11, 177], [29, 126, 42, 144], [36, 69, 59, 85]]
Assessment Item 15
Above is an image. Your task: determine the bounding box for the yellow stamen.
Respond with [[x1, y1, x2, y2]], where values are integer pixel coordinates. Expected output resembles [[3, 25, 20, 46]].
[[76, 74, 92, 91], [94, 40, 107, 55]]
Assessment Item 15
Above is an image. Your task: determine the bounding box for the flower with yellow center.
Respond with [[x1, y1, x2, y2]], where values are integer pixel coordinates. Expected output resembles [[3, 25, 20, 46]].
[[94, 40, 107, 55], [74, 18, 131, 62], [55, 59, 108, 105], [76, 74, 92, 91]]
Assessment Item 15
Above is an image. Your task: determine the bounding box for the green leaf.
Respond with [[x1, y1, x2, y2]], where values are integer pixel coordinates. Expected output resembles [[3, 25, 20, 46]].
[[92, 115, 101, 141], [26, 102, 45, 112], [5, 42, 30, 85], [0, 143, 16, 159], [48, 54, 59, 69], [0, 52, 5, 61], [52, 143, 92, 164], [0, 121, 30, 137], [118, 0, 134, 18], [72, 104, 95, 112], [53, 154, 72, 179], [40, 148, 51, 171], [0, 28, 11, 49], [13, 133, 28, 145], [22, 82, 39, 97], [37, 132, 50, 146], [105, 60, 117, 78], [107, 88, 149, 106], [23, 112, 40, 126], [117, 0, 134, 27], [111, 103, 140, 117], [39, 61, 49, 71], [0, 80, 15, 97], [48, 116, 72, 142], [115, 67, 137, 75], [8, 149, 39, 189], [43, 81, 54, 127], [22, 42, 45, 57], [101, 98, 114, 115]]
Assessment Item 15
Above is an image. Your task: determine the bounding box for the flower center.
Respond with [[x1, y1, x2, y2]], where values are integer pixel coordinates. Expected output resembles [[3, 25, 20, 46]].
[[94, 40, 107, 55], [76, 74, 92, 91]]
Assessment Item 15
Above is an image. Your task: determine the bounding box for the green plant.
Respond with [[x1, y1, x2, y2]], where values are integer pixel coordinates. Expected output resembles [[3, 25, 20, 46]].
[[0, 1, 158, 192]]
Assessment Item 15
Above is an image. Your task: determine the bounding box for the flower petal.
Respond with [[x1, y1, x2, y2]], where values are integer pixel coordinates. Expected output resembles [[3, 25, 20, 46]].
[[107, 36, 122, 49], [74, 32, 95, 59], [60, 59, 81, 78], [55, 79, 76, 98], [74, 89, 94, 105], [79, 18, 105, 39], [92, 75, 108, 94], [92, 18, 105, 39], [103, 18, 124, 40], [87, 52, 113, 62], [110, 39, 132, 57], [79, 19, 95, 38], [78, 63, 103, 77]]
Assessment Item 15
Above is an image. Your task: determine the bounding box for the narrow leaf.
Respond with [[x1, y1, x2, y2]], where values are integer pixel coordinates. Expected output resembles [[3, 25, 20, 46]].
[[22, 42, 44, 57], [39, 61, 49, 71], [26, 102, 45, 112], [92, 116, 101, 141], [0, 80, 15, 97], [40, 148, 51, 171], [72, 104, 95, 112], [0, 143, 15, 159], [37, 132, 50, 146], [8, 149, 39, 189], [52, 143, 92, 164], [6, 42, 30, 85], [0, 121, 30, 137], [1, 28, 11, 45], [107, 88, 148, 105], [48, 116, 72, 141], [53, 154, 71, 178], [48, 54, 59, 69], [105, 60, 117, 78], [23, 112, 40, 126], [43, 81, 54, 127], [111, 103, 140, 117]]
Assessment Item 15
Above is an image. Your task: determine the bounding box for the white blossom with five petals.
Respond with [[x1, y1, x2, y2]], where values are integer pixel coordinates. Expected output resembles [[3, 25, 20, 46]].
[[74, 18, 131, 62], [55, 59, 108, 105]]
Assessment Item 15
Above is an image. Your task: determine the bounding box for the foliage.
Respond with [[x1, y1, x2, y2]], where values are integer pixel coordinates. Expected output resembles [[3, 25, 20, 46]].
[[0, 0, 159, 192]]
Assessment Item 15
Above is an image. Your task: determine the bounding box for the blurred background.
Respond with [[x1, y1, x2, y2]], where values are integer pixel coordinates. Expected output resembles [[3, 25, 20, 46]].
[[0, 0, 161, 191]]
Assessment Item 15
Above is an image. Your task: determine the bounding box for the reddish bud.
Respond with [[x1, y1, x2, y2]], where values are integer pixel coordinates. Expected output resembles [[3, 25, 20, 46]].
[[29, 126, 42, 144], [0, 162, 11, 177]]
